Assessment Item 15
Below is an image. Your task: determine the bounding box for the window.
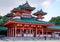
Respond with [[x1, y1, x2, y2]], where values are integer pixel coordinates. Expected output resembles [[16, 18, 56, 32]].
[[28, 30, 30, 33], [16, 29, 20, 33], [31, 30, 32, 33], [59, 33, 60, 36], [24, 30, 26, 33], [44, 32, 46, 34], [48, 32, 52, 35], [40, 31, 42, 34]]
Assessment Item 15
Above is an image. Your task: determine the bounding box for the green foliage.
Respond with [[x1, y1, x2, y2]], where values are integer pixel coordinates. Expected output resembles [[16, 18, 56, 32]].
[[0, 16, 2, 19], [0, 15, 8, 25], [50, 16, 60, 25], [0, 16, 3, 25]]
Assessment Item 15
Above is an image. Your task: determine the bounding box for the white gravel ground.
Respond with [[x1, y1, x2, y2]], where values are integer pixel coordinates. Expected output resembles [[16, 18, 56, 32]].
[[0, 40, 60, 42], [0, 37, 60, 42]]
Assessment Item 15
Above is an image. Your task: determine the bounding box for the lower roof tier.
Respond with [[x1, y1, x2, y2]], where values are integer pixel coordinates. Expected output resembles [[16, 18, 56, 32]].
[[9, 17, 53, 24], [3, 17, 60, 30], [47, 25, 60, 30], [0, 26, 7, 31]]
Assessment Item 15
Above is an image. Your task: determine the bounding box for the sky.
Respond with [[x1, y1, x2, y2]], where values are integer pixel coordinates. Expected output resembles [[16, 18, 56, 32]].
[[0, 0, 60, 21]]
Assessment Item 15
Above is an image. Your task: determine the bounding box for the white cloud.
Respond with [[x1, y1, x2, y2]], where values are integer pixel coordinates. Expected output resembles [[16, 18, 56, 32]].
[[41, 0, 52, 10]]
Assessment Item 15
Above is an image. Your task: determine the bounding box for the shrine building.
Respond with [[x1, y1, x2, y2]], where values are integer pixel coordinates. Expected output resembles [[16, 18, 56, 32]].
[[3, 1, 60, 39]]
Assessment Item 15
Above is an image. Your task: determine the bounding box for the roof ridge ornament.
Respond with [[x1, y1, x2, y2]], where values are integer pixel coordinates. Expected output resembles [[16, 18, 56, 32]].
[[26, 1, 28, 4], [40, 9, 43, 13], [23, 1, 30, 7]]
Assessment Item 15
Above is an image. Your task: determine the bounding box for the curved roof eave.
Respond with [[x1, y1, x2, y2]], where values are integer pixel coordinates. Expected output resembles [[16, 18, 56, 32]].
[[47, 25, 60, 29]]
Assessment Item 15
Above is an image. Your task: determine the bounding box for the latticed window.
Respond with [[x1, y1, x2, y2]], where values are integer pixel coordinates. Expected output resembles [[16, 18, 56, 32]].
[[48, 32, 52, 35], [59, 33, 60, 36], [44, 32, 46, 34], [24, 30, 26, 33], [31, 30, 32, 33], [40, 31, 42, 34], [28, 30, 30, 33], [16, 29, 20, 33]]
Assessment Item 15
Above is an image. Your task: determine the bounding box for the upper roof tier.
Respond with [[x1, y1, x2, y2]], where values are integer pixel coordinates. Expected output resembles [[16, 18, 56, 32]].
[[20, 1, 35, 11], [33, 9, 47, 16], [11, 1, 35, 13]]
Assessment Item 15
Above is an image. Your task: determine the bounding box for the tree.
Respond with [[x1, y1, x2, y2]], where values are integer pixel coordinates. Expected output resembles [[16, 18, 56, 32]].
[[0, 15, 8, 25], [0, 16, 2, 19], [0, 16, 3, 25], [49, 16, 60, 25], [0, 15, 8, 36]]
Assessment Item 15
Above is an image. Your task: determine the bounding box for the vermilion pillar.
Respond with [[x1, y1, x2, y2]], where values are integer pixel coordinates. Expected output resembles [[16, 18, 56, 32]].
[[38, 30, 40, 37], [8, 28, 9, 37], [54, 32, 56, 40], [7, 28, 9, 37], [15, 26, 17, 37], [10, 28, 12, 37], [23, 27, 24, 37], [46, 31, 48, 38], [36, 28, 37, 37], [26, 30, 28, 37], [30, 28, 32, 37], [12, 28, 14, 37], [32, 30, 34, 37], [20, 29, 22, 37], [42, 28, 44, 38], [9, 28, 10, 37]]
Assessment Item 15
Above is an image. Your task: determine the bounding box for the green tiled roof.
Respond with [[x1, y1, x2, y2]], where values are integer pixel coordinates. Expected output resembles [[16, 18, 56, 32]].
[[33, 9, 47, 15], [11, 7, 24, 12], [13, 7, 21, 10], [6, 13, 13, 17], [0, 26, 7, 31], [9, 17, 53, 24], [47, 25, 60, 29]]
